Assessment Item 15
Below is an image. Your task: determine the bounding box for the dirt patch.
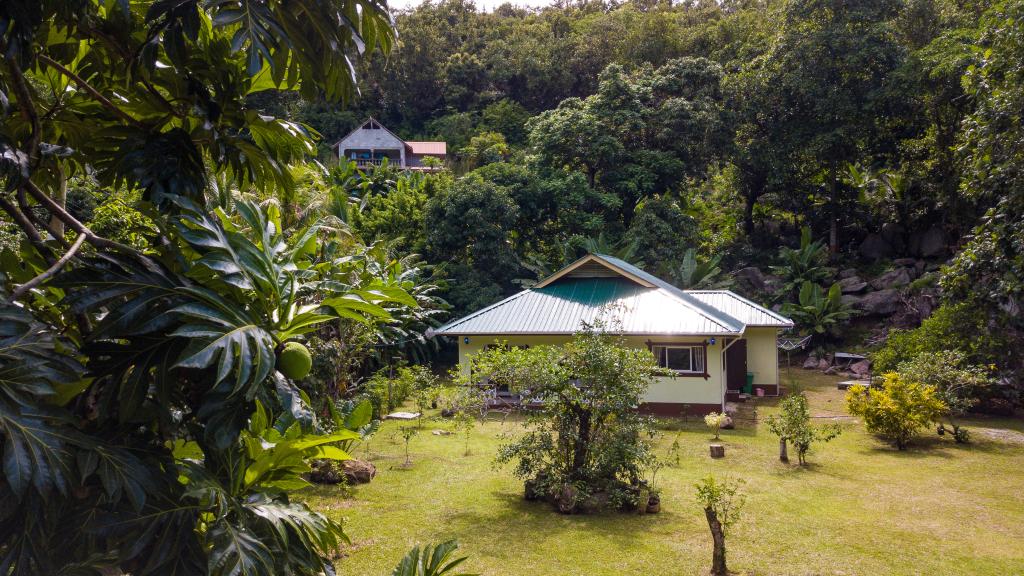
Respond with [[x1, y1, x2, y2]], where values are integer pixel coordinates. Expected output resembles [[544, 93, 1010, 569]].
[[972, 427, 1024, 445], [318, 498, 359, 511]]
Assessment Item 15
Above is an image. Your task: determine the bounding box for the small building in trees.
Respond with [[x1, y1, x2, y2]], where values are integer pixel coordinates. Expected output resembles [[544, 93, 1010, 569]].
[[431, 253, 793, 416], [333, 118, 446, 171]]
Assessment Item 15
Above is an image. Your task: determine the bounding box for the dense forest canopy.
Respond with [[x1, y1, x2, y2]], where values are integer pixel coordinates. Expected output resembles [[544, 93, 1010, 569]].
[[280, 0, 1022, 401]]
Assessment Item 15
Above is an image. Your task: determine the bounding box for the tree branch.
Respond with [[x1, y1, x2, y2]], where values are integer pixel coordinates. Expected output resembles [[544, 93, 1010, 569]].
[[16, 187, 69, 248], [0, 197, 56, 264], [37, 54, 146, 129], [3, 54, 42, 164], [9, 233, 87, 301], [23, 180, 147, 263]]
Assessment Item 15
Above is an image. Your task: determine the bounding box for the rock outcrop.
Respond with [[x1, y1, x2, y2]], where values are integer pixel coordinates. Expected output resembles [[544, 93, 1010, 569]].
[[871, 268, 912, 291]]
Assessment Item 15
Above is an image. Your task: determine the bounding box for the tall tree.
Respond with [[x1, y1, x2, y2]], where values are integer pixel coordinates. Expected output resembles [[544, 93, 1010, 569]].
[[529, 57, 729, 231], [0, 0, 396, 572], [730, 0, 904, 243], [942, 0, 1024, 357], [425, 174, 521, 314]]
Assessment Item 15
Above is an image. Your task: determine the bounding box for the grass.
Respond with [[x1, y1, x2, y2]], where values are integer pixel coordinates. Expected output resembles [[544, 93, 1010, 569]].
[[306, 369, 1024, 575]]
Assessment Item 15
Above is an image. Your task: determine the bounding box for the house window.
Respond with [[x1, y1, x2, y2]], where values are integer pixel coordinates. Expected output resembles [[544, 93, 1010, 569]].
[[652, 345, 705, 374]]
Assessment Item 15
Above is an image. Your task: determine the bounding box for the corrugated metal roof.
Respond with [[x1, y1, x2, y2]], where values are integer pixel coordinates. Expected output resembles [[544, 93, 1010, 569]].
[[432, 253, 793, 337], [405, 141, 447, 155], [594, 254, 747, 330], [433, 277, 740, 335], [686, 291, 793, 327]]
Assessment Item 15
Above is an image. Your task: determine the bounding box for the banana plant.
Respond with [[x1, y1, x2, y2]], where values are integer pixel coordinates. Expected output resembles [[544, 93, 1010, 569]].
[[770, 227, 834, 299], [781, 281, 855, 341]]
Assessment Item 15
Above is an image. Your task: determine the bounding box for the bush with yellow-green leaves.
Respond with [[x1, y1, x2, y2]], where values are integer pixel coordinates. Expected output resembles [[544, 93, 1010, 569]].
[[846, 373, 947, 450]]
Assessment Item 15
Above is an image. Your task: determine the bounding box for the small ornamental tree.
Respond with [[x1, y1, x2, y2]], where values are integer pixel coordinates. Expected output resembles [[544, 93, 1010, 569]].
[[846, 373, 948, 450], [399, 425, 419, 468], [896, 351, 994, 443], [482, 319, 664, 514], [766, 393, 841, 465], [436, 384, 487, 455], [695, 476, 746, 576], [705, 412, 728, 440]]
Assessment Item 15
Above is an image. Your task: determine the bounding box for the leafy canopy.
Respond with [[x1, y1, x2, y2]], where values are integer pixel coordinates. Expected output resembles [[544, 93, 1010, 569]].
[[0, 0, 399, 573], [481, 318, 665, 513]]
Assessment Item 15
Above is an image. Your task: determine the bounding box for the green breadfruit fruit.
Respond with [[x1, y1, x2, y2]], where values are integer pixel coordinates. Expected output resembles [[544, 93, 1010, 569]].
[[277, 341, 312, 380]]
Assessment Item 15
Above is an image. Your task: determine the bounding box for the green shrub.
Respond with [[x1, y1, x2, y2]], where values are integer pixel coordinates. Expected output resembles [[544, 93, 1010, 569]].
[[846, 373, 948, 450], [704, 412, 727, 440], [896, 351, 995, 442], [484, 320, 664, 514], [364, 365, 437, 418], [873, 303, 1004, 373]]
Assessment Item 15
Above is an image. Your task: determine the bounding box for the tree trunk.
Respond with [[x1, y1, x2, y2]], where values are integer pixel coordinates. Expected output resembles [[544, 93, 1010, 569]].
[[705, 507, 728, 576], [779, 437, 789, 463], [829, 164, 838, 255], [742, 189, 756, 237], [571, 408, 591, 481], [741, 168, 767, 238], [50, 165, 67, 238]]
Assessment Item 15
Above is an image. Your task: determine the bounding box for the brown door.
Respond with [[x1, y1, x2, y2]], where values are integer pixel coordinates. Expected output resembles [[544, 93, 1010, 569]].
[[726, 339, 747, 391]]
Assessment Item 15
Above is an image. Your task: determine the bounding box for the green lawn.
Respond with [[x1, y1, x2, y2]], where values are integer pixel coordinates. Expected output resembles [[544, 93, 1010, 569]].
[[306, 370, 1024, 575]]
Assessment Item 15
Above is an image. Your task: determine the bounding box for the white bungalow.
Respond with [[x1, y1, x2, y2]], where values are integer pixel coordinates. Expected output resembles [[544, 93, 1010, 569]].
[[431, 253, 794, 416]]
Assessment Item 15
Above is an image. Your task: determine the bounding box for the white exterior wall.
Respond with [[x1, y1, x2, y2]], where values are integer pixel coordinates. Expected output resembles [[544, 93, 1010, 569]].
[[457, 334, 725, 407], [744, 327, 780, 390], [336, 128, 406, 165]]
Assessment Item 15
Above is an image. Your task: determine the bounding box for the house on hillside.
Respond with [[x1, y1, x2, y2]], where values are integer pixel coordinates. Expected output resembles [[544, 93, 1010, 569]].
[[430, 253, 793, 416], [334, 118, 446, 171]]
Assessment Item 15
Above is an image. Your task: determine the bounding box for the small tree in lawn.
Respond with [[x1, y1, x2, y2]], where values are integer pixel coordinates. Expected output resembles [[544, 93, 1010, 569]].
[[483, 317, 666, 513], [400, 425, 419, 467], [441, 384, 487, 456], [412, 368, 441, 428], [695, 476, 746, 576], [846, 373, 947, 450], [705, 412, 727, 440], [766, 393, 841, 465]]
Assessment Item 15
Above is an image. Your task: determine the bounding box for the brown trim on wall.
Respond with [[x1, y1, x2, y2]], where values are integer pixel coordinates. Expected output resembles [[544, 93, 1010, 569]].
[[645, 339, 711, 380], [639, 402, 721, 417]]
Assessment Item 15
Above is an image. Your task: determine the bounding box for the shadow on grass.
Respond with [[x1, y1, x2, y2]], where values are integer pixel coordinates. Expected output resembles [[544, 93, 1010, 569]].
[[854, 433, 1017, 458], [445, 488, 688, 540]]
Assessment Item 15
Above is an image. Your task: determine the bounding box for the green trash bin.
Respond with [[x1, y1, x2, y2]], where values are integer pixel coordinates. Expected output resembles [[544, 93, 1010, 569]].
[[743, 372, 755, 394]]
